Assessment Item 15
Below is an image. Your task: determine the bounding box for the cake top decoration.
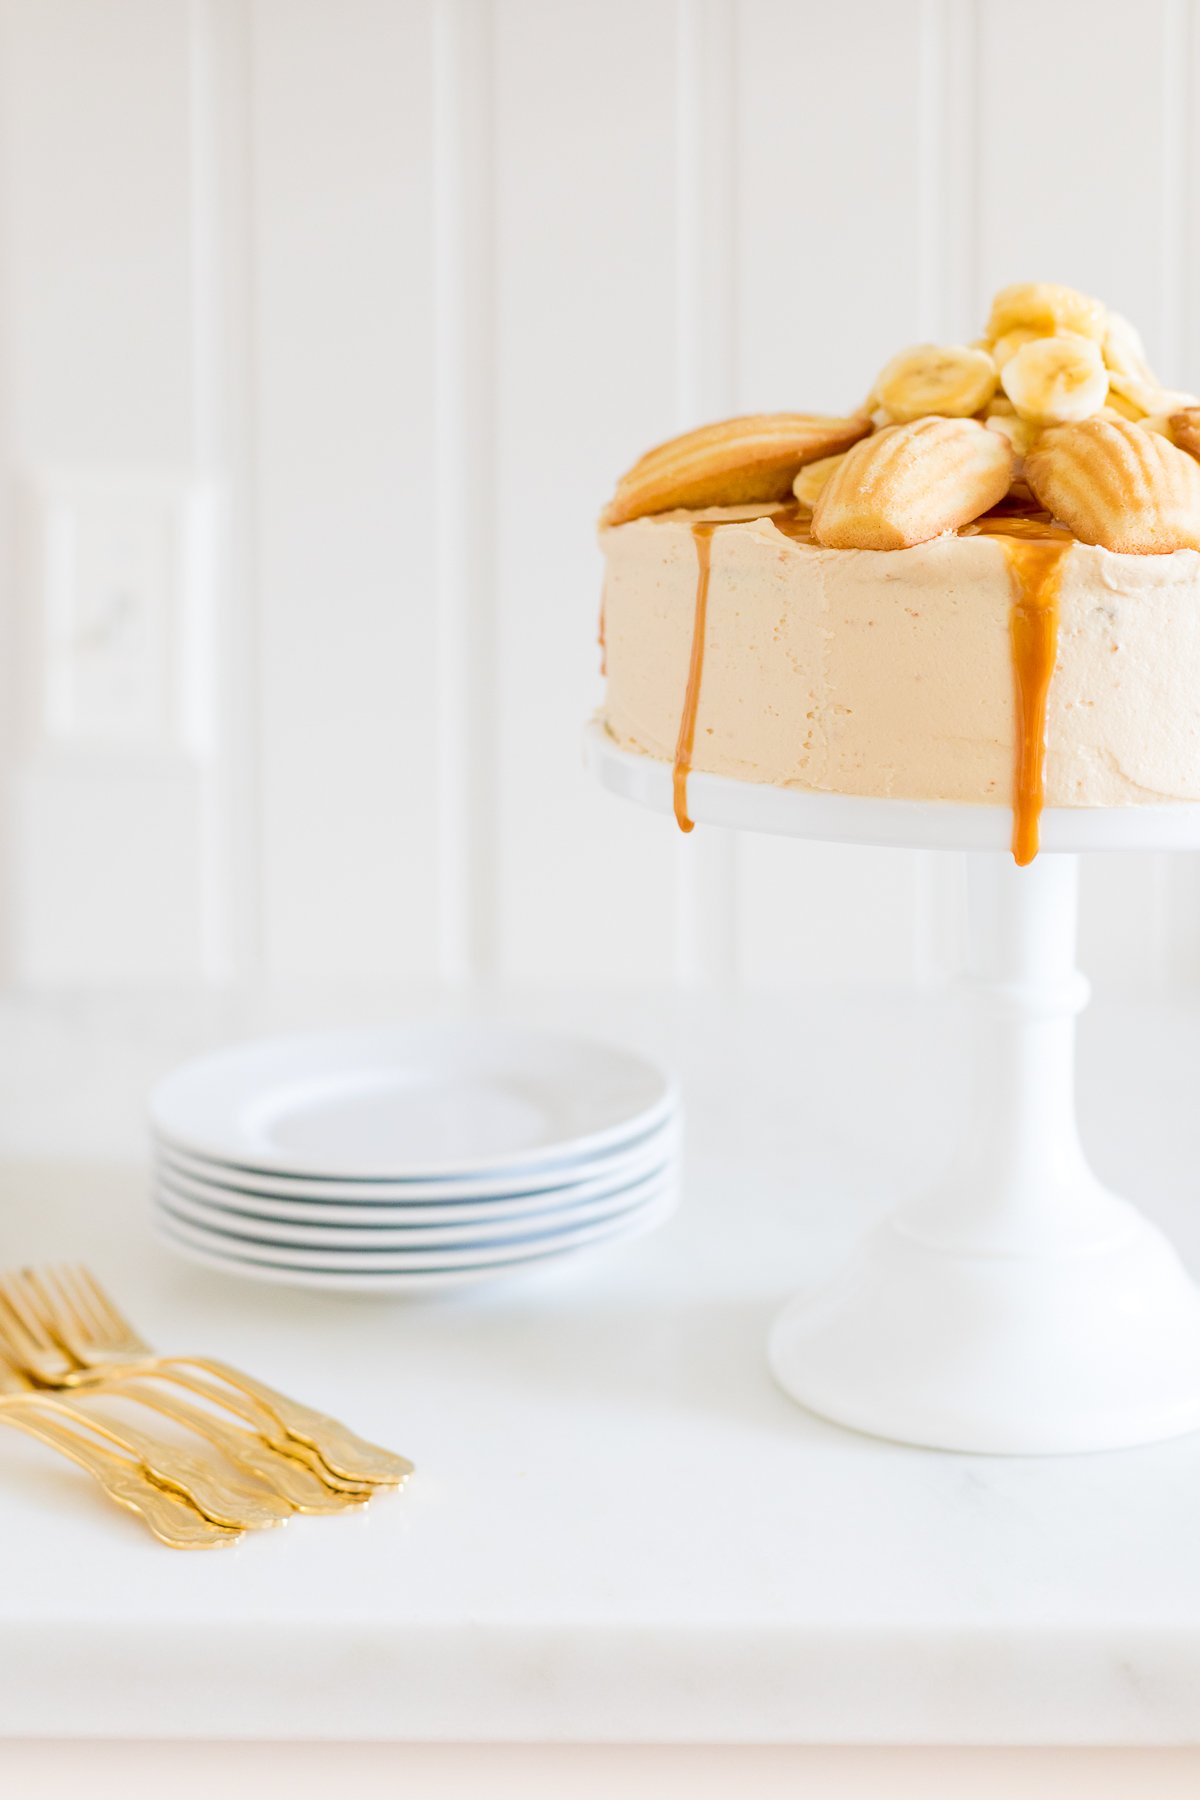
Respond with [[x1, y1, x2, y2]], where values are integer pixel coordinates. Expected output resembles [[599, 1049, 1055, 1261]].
[[602, 282, 1200, 555]]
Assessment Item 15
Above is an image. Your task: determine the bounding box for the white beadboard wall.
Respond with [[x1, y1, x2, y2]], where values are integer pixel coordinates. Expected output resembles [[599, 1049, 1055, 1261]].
[[0, 0, 1197, 989]]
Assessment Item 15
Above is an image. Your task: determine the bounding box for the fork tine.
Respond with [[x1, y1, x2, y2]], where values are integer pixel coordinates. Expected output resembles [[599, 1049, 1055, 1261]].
[[37, 1268, 95, 1358], [14, 1267, 102, 1373], [0, 1272, 58, 1352], [79, 1267, 141, 1343], [18, 1265, 97, 1350], [0, 1286, 46, 1366], [65, 1265, 110, 1333], [18, 1267, 75, 1347], [0, 1274, 77, 1383], [28, 1266, 113, 1367], [45, 1266, 97, 1340]]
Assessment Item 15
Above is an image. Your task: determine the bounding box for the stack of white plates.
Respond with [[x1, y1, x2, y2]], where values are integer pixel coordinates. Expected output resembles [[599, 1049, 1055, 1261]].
[[149, 1023, 681, 1293]]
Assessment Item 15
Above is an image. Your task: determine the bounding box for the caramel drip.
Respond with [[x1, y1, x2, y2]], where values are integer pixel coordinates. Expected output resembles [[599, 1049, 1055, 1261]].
[[765, 502, 815, 543], [673, 523, 718, 832], [963, 513, 1073, 543], [661, 502, 1072, 853], [669, 505, 808, 832], [1002, 535, 1070, 866]]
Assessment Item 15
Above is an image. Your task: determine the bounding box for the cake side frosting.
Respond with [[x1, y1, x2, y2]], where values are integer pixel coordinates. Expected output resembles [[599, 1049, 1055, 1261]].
[[600, 511, 1200, 810]]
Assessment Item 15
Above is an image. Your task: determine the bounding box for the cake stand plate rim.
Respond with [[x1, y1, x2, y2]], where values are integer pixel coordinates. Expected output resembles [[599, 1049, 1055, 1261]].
[[585, 720, 1200, 853]]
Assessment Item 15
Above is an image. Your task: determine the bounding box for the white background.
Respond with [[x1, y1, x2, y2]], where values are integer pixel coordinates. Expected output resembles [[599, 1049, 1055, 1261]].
[[0, 0, 1198, 995]]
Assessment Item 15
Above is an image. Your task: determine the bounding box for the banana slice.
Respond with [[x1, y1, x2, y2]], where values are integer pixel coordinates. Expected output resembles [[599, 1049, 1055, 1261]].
[[1000, 334, 1108, 424], [986, 281, 1107, 343], [873, 343, 997, 422], [985, 413, 1040, 461], [1103, 388, 1146, 421], [792, 451, 848, 509], [990, 327, 1041, 371], [1102, 311, 1156, 383], [1107, 371, 1199, 420]]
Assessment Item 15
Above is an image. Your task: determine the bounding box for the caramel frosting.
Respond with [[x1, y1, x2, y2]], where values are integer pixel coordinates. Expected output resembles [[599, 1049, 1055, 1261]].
[[600, 509, 1200, 839]]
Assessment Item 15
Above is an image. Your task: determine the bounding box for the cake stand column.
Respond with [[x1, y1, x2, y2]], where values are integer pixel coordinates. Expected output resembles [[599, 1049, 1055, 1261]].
[[898, 853, 1121, 1255], [769, 850, 1200, 1454]]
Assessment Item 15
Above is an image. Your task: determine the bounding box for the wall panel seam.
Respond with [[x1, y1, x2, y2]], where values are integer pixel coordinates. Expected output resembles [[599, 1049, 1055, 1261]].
[[674, 0, 739, 985], [916, 0, 943, 336], [0, 5, 15, 978], [433, 0, 497, 982], [1160, 0, 1188, 376], [242, 0, 265, 979], [189, 0, 261, 981], [1157, 0, 1196, 985], [911, 0, 978, 984]]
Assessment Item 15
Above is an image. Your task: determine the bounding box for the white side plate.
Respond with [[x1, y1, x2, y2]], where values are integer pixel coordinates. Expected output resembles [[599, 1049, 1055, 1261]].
[[150, 1021, 676, 1179], [154, 1189, 679, 1292], [152, 1145, 679, 1226], [155, 1165, 675, 1248], [153, 1180, 675, 1270], [153, 1111, 680, 1203]]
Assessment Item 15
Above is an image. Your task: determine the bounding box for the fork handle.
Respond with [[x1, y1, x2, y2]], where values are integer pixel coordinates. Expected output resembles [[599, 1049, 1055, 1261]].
[[9, 1389, 289, 1531], [84, 1366, 374, 1497], [88, 1416, 291, 1531], [108, 1379, 369, 1515], [0, 1408, 240, 1549], [162, 1357, 413, 1485]]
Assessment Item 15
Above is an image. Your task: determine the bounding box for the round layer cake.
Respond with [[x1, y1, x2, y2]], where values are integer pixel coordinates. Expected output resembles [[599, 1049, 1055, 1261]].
[[595, 283, 1200, 861]]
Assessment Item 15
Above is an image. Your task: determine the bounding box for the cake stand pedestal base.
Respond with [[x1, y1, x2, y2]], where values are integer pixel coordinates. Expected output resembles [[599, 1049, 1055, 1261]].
[[586, 724, 1200, 1454], [769, 854, 1200, 1454]]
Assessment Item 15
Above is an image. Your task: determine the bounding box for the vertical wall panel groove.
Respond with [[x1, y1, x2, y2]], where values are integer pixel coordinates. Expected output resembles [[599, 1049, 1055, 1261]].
[[1183, 0, 1200, 396], [1159, 0, 1200, 985], [252, 0, 440, 981], [673, 0, 739, 985], [935, 0, 978, 338], [1159, 0, 1188, 375], [188, 0, 259, 981], [492, 0, 682, 983], [911, 0, 977, 981], [916, 0, 944, 339], [0, 6, 16, 979], [733, 0, 934, 988], [433, 0, 497, 983], [1148, 0, 1190, 982]]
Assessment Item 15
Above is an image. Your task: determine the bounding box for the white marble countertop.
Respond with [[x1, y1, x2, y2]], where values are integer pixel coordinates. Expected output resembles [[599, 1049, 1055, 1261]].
[[1, 982, 1199, 1744]]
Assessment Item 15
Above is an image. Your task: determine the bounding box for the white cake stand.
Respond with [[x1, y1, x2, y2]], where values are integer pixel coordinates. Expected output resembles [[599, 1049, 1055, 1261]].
[[586, 720, 1200, 1454]]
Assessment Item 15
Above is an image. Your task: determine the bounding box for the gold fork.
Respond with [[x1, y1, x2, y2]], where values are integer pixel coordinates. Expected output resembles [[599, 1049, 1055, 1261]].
[[0, 1300, 292, 1531], [13, 1266, 412, 1488], [0, 1368, 240, 1549], [97, 1380, 371, 1515], [0, 1281, 372, 1511], [0, 1271, 382, 1503], [0, 1281, 368, 1512]]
